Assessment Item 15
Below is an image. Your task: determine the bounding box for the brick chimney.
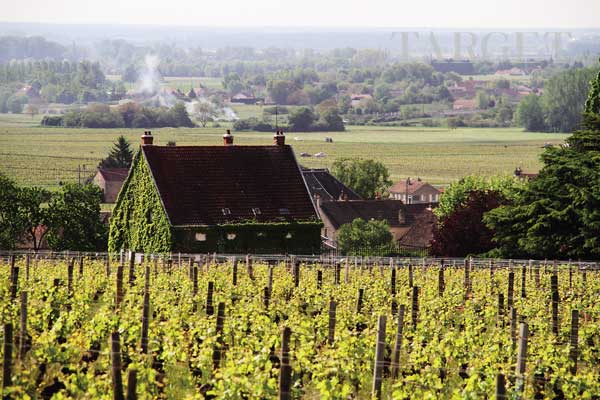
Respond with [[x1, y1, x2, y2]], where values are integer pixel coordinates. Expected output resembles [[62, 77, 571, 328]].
[[141, 131, 153, 146], [223, 129, 234, 146], [273, 130, 285, 146]]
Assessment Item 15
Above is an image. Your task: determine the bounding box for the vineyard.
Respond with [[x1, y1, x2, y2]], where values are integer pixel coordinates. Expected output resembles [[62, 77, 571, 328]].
[[1, 253, 599, 399]]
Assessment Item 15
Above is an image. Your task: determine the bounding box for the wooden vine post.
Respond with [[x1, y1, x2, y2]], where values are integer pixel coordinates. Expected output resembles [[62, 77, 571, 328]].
[[19, 291, 28, 359], [327, 300, 337, 345], [126, 369, 137, 400], [206, 281, 215, 316], [514, 322, 529, 400], [521, 265, 527, 298], [293, 261, 300, 288], [79, 256, 84, 278], [344, 258, 350, 284], [106, 255, 111, 277], [408, 263, 414, 288], [67, 259, 74, 296], [141, 290, 150, 354], [496, 374, 507, 400], [372, 315, 387, 399], [232, 257, 238, 286], [278, 327, 292, 400], [115, 264, 124, 309], [438, 267, 445, 297], [356, 288, 364, 313], [497, 293, 504, 325], [128, 251, 136, 287], [268, 265, 274, 295], [317, 270, 323, 290], [212, 303, 226, 370], [507, 272, 515, 310], [263, 286, 270, 309], [192, 265, 198, 297], [25, 254, 30, 281], [245, 255, 254, 280], [334, 263, 340, 285], [411, 286, 419, 329], [510, 307, 518, 350], [110, 331, 125, 400], [569, 309, 579, 374], [551, 274, 560, 336], [2, 323, 13, 393], [391, 305, 405, 379], [390, 267, 396, 296]]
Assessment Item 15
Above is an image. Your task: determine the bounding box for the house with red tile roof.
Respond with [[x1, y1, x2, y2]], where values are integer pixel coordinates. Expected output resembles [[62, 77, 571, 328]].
[[389, 178, 441, 204], [92, 168, 129, 203], [317, 200, 435, 249], [108, 130, 322, 254]]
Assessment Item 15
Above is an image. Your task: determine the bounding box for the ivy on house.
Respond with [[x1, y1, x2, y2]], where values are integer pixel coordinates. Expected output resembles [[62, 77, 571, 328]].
[[108, 150, 173, 253], [174, 220, 323, 254]]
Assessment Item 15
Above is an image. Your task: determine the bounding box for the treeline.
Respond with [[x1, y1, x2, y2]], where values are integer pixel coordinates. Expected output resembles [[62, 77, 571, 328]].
[[516, 67, 597, 133], [42, 102, 194, 128], [234, 106, 345, 132], [0, 36, 67, 63], [0, 60, 125, 111]]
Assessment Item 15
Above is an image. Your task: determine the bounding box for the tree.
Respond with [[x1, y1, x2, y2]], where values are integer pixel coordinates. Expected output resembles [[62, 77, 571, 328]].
[[320, 109, 345, 131], [331, 158, 392, 199], [46, 184, 107, 251], [495, 100, 514, 126], [337, 218, 394, 256], [476, 90, 493, 109], [434, 175, 523, 222], [122, 64, 138, 83], [192, 101, 217, 127], [267, 80, 296, 104], [485, 62, 600, 258], [99, 136, 134, 169], [431, 190, 505, 257], [17, 186, 52, 251], [170, 102, 195, 128], [23, 104, 39, 119], [287, 107, 317, 131], [542, 67, 596, 132], [0, 174, 22, 249], [516, 94, 546, 132]]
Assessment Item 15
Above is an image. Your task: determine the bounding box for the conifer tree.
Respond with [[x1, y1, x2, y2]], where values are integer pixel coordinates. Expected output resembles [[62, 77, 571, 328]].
[[99, 136, 133, 168]]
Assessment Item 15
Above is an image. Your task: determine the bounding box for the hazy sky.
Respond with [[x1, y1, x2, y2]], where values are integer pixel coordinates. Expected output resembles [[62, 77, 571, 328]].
[[3, 0, 600, 28]]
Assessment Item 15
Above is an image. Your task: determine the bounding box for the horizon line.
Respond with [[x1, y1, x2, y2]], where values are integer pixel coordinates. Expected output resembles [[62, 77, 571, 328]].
[[1, 20, 600, 31]]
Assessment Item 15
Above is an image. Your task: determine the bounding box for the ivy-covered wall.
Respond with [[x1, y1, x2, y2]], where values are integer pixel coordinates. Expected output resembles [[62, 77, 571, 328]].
[[108, 150, 173, 253], [173, 221, 323, 254]]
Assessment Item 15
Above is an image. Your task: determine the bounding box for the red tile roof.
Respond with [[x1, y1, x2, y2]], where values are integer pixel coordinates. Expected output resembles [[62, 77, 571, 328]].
[[397, 204, 436, 248], [301, 167, 362, 202], [389, 179, 438, 195], [320, 201, 436, 248], [142, 145, 318, 227], [320, 200, 406, 229]]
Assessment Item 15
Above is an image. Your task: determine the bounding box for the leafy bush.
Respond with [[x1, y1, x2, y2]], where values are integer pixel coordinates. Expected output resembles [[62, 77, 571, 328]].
[[41, 115, 64, 126]]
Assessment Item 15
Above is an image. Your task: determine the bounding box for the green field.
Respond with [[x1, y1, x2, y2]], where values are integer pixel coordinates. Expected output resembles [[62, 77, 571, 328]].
[[0, 120, 568, 189]]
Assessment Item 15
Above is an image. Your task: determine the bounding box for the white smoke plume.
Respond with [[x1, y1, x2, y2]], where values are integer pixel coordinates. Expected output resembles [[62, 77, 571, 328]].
[[137, 54, 161, 95]]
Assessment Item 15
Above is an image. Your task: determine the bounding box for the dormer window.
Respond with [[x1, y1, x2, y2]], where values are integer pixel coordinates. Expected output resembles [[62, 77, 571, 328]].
[[398, 209, 406, 225], [252, 208, 261, 216], [222, 208, 231, 215], [227, 233, 236, 240], [195, 232, 207, 241]]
